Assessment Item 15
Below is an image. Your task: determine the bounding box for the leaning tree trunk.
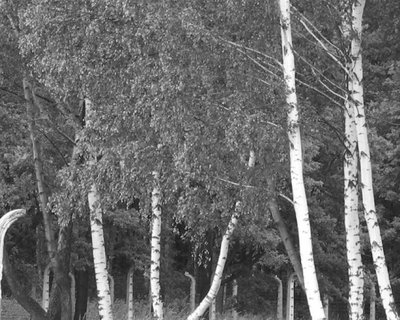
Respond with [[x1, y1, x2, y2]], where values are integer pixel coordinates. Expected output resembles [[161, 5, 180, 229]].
[[24, 77, 72, 320], [349, 1, 399, 319], [187, 211, 239, 320], [277, 1, 325, 319], [151, 170, 163, 320], [86, 99, 114, 320]]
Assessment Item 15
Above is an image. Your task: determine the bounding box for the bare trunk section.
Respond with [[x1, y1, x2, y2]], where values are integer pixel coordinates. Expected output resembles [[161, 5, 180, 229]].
[[349, 2, 398, 319], [88, 184, 114, 320], [0, 209, 27, 319], [24, 77, 72, 320], [151, 170, 163, 320], [274, 276, 283, 320], [187, 211, 239, 320], [268, 195, 304, 290], [86, 99, 114, 320], [42, 264, 51, 310], [127, 267, 134, 320], [278, 1, 325, 318], [69, 273, 76, 319], [344, 78, 364, 320], [184, 272, 196, 312], [286, 272, 296, 320]]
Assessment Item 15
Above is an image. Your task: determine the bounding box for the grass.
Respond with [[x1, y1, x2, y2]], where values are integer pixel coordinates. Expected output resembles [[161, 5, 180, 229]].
[[2, 298, 270, 320]]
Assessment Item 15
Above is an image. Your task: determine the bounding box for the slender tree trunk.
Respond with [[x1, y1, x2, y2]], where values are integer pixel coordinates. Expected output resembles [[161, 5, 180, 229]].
[[108, 274, 115, 304], [151, 170, 163, 320], [349, 2, 398, 319], [185, 272, 196, 312], [86, 99, 114, 320], [370, 282, 376, 320], [69, 273, 76, 319], [274, 276, 283, 320], [277, 1, 325, 319], [24, 77, 72, 320], [268, 195, 304, 290], [187, 210, 239, 320], [286, 273, 296, 320], [42, 263, 51, 310], [127, 267, 134, 320]]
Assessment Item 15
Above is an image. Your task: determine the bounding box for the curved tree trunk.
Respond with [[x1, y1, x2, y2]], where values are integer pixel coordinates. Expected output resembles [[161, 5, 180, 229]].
[[277, 1, 325, 319], [349, 2, 398, 319], [274, 276, 283, 320], [0, 209, 27, 319], [151, 170, 163, 320], [187, 210, 239, 320]]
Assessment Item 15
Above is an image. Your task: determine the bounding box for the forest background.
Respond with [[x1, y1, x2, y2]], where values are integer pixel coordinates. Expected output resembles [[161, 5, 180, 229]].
[[0, 0, 400, 319]]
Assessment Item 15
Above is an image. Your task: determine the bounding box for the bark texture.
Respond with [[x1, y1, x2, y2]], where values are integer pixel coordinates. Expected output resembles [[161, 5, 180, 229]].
[[127, 267, 134, 320], [151, 171, 163, 320], [184, 272, 196, 312], [349, 1, 398, 319], [278, 1, 325, 318]]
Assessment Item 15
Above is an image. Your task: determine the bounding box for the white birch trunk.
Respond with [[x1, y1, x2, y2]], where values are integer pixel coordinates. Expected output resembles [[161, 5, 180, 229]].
[[344, 78, 364, 320], [187, 211, 239, 320], [0, 209, 26, 320], [184, 271, 196, 312], [42, 263, 51, 311], [69, 272, 76, 320], [278, 1, 325, 319], [209, 300, 216, 320], [88, 184, 114, 320], [349, 2, 399, 319], [127, 267, 134, 320], [151, 171, 163, 320], [86, 99, 114, 320]]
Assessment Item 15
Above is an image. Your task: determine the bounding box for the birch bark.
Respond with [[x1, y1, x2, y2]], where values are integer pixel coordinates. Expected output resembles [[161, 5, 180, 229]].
[[151, 170, 163, 320], [86, 99, 114, 320], [278, 1, 325, 318], [349, 1, 398, 319]]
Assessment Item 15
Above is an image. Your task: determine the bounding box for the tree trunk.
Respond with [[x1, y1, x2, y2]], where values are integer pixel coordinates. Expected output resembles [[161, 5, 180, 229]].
[[3, 250, 47, 320], [268, 195, 304, 290], [86, 99, 114, 320], [274, 276, 283, 320], [108, 274, 115, 304], [344, 70, 364, 320], [0, 209, 27, 319], [88, 184, 114, 320], [184, 272, 196, 312], [370, 281, 376, 320], [187, 210, 239, 320], [349, 2, 399, 319], [42, 264, 51, 310], [151, 170, 163, 320], [286, 273, 296, 320], [69, 273, 75, 319], [127, 267, 134, 320], [24, 77, 72, 320], [277, 1, 325, 319], [73, 269, 89, 320]]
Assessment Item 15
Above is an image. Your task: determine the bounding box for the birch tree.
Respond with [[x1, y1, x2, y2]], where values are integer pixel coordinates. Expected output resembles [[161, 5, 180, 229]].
[[277, 0, 325, 318], [348, 1, 398, 319], [151, 170, 163, 320], [86, 99, 114, 320]]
